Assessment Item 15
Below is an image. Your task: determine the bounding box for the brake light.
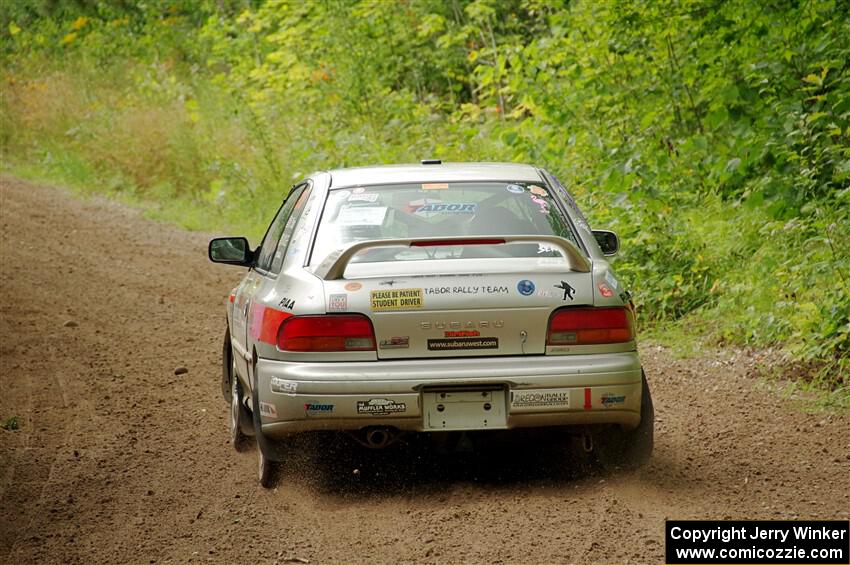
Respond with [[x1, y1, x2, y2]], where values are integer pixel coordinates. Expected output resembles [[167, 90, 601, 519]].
[[410, 238, 506, 247], [277, 315, 376, 352], [547, 307, 634, 345]]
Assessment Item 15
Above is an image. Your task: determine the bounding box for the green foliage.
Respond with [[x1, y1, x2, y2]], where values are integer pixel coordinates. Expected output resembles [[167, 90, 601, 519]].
[[1, 0, 848, 388], [1, 416, 19, 431]]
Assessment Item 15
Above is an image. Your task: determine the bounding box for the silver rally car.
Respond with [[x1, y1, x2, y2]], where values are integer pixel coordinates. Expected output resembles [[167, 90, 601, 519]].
[[209, 161, 653, 487]]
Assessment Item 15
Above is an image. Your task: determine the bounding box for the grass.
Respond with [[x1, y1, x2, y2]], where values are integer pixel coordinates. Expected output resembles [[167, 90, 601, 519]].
[[1, 73, 270, 241], [1, 55, 847, 400], [1, 60, 279, 240], [756, 378, 850, 414], [2, 151, 255, 238], [641, 321, 716, 360], [1, 416, 19, 431]]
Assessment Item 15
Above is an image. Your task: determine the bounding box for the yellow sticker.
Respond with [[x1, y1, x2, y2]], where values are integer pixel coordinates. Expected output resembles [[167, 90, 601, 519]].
[[529, 185, 547, 196], [370, 288, 424, 311], [421, 183, 449, 190]]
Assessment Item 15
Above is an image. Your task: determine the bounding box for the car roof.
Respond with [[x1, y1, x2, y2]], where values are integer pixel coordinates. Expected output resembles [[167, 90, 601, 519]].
[[326, 162, 543, 188]]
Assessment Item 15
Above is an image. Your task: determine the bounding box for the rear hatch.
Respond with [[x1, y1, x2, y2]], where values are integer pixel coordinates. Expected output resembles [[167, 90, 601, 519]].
[[308, 180, 595, 359], [321, 257, 593, 359]]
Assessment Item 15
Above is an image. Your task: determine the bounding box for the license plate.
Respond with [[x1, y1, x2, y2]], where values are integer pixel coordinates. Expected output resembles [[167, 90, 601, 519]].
[[422, 388, 507, 431]]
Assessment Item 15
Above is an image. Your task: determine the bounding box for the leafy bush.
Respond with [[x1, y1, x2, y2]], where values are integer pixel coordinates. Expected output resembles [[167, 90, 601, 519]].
[[1, 0, 847, 388]]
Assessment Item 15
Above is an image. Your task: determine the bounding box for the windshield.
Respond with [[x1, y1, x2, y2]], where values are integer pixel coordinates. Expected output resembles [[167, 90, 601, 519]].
[[309, 181, 580, 266]]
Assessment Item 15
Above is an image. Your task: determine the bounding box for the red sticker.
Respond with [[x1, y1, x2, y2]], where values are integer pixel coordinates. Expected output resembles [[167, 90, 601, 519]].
[[597, 283, 614, 297], [444, 330, 480, 337], [249, 304, 293, 345]]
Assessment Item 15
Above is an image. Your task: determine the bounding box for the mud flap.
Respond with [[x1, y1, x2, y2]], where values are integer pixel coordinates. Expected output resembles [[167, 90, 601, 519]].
[[593, 369, 654, 470], [221, 327, 232, 403], [251, 363, 286, 463]]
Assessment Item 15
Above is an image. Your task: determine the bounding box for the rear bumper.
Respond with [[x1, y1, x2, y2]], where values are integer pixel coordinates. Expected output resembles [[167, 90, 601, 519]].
[[255, 352, 643, 437]]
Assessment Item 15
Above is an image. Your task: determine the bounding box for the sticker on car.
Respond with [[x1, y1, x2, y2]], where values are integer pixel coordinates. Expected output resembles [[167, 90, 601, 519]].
[[601, 393, 625, 407], [357, 398, 406, 415], [379, 336, 409, 349], [511, 389, 571, 409], [348, 192, 379, 202], [427, 337, 498, 350], [517, 279, 535, 296], [259, 402, 278, 417], [370, 288, 423, 311], [270, 377, 297, 394], [554, 280, 576, 300], [409, 202, 477, 218], [328, 294, 347, 311], [336, 206, 387, 226]]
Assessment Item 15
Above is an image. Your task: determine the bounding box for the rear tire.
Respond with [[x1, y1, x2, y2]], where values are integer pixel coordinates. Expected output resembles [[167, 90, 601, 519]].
[[250, 352, 284, 488], [258, 446, 279, 488], [595, 370, 654, 470], [229, 357, 250, 452]]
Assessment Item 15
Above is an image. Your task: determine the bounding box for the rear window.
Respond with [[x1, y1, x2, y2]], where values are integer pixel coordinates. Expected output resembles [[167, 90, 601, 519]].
[[309, 182, 579, 266]]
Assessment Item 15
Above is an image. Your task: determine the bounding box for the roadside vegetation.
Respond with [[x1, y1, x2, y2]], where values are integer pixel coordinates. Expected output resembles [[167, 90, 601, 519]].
[[1, 0, 848, 394], [1, 416, 19, 431]]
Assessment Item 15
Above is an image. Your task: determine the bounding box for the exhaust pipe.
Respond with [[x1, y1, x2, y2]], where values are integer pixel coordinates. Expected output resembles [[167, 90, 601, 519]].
[[364, 427, 395, 449], [582, 433, 594, 452]]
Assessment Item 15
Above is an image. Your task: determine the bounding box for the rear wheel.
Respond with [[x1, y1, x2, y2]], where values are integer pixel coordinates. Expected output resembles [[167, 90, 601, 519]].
[[595, 370, 654, 470], [229, 356, 250, 452], [258, 445, 279, 488], [250, 353, 283, 488]]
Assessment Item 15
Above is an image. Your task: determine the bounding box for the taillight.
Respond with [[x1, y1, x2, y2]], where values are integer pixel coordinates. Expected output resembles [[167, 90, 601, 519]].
[[547, 307, 634, 345], [277, 315, 376, 352]]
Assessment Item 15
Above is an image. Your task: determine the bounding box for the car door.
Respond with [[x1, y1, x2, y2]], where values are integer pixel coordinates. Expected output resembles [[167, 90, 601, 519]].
[[235, 182, 312, 390], [231, 183, 309, 386]]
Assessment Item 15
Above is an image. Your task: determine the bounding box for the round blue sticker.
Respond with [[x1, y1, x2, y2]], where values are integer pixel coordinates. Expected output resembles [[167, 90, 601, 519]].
[[505, 184, 525, 194], [517, 279, 535, 296]]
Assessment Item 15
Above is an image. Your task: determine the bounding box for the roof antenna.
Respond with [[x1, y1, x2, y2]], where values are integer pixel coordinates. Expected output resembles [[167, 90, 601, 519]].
[[421, 159, 442, 165]]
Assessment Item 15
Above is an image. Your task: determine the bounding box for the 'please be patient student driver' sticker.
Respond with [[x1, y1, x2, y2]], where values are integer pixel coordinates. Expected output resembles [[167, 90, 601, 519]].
[[370, 289, 424, 311]]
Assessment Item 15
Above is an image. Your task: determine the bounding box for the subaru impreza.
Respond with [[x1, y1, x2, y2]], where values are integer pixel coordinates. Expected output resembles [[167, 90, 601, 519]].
[[209, 161, 653, 487]]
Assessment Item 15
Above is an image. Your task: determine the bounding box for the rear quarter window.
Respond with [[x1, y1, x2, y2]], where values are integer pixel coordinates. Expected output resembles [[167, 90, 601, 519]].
[[256, 183, 310, 274]]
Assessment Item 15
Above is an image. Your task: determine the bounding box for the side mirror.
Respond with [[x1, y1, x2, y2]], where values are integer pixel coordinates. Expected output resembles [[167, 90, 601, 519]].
[[592, 230, 619, 256], [209, 237, 253, 266]]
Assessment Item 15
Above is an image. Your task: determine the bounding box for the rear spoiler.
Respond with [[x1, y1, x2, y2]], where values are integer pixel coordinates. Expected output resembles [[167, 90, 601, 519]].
[[312, 235, 591, 280]]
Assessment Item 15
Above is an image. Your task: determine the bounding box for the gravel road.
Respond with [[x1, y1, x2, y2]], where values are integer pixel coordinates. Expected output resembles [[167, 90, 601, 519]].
[[1, 176, 848, 565]]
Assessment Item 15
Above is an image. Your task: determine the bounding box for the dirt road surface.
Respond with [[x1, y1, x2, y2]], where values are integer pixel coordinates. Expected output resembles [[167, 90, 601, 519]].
[[1, 177, 848, 565]]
